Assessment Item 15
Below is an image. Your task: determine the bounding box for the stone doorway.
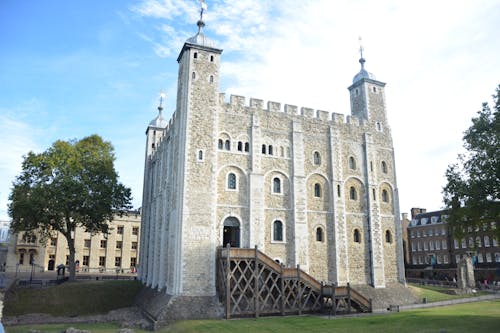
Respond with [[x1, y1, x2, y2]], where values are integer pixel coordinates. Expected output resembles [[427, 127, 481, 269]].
[[223, 217, 240, 248]]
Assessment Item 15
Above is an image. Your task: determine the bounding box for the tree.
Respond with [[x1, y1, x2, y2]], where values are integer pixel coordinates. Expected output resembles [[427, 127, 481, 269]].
[[443, 85, 500, 241], [8, 134, 132, 280]]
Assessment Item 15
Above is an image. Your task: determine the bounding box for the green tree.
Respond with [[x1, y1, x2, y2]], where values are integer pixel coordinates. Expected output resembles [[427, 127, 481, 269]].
[[443, 85, 500, 241], [8, 135, 132, 280]]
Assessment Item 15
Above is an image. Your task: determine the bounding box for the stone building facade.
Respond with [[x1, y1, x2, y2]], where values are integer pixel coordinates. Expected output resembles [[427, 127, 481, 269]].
[[139, 12, 405, 300], [6, 211, 141, 273]]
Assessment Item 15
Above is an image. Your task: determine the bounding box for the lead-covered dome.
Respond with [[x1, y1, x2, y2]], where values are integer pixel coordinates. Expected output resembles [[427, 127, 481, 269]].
[[352, 57, 376, 84]]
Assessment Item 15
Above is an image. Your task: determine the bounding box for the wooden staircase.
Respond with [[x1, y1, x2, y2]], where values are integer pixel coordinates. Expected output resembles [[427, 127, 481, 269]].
[[216, 245, 372, 319]]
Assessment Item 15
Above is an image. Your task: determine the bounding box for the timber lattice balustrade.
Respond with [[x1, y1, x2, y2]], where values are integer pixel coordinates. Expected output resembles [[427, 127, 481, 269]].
[[216, 245, 372, 319]]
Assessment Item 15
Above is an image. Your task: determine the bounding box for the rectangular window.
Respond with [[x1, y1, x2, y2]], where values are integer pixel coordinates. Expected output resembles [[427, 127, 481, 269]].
[[495, 253, 500, 263], [83, 255, 89, 266], [411, 241, 415, 252], [454, 239, 459, 249], [435, 240, 440, 250], [132, 227, 139, 235], [486, 253, 492, 262], [115, 257, 121, 267], [50, 238, 57, 246], [99, 256, 106, 266], [461, 239, 466, 248], [130, 257, 137, 267], [441, 227, 446, 235], [478, 253, 484, 263], [430, 241, 434, 250], [117, 226, 124, 234], [116, 241, 123, 249], [424, 241, 428, 251], [131, 242, 138, 250], [100, 240, 107, 248], [84, 239, 91, 248], [443, 255, 449, 263], [455, 254, 460, 264], [19, 253, 24, 265], [442, 239, 447, 249]]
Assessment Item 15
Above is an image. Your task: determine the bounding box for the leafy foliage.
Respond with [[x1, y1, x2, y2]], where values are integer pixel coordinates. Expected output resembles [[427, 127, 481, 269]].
[[443, 85, 500, 240], [8, 135, 132, 279]]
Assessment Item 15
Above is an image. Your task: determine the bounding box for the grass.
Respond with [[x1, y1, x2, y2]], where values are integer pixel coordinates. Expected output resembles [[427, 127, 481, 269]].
[[6, 300, 500, 333], [408, 283, 489, 303], [3, 280, 142, 317]]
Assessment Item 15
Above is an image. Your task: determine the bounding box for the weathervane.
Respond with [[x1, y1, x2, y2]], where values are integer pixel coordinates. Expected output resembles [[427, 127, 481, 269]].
[[358, 36, 366, 69], [158, 90, 166, 113], [197, 0, 208, 33]]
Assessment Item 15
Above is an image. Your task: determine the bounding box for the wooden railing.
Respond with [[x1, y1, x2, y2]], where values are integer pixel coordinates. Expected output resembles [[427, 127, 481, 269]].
[[217, 245, 372, 318]]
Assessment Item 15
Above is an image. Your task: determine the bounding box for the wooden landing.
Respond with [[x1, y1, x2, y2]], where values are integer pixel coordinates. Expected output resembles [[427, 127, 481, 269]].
[[216, 245, 372, 318]]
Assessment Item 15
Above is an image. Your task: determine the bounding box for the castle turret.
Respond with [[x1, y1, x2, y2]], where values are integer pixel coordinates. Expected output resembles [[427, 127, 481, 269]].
[[145, 94, 168, 157], [171, 0, 223, 296], [348, 40, 388, 129]]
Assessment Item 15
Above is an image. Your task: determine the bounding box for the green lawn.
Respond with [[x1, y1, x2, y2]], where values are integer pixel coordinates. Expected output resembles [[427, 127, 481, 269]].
[[7, 300, 500, 333], [3, 280, 142, 317], [408, 283, 489, 303]]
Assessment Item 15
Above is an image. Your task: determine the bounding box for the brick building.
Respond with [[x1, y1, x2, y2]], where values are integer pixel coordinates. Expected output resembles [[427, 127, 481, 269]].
[[406, 207, 499, 280]]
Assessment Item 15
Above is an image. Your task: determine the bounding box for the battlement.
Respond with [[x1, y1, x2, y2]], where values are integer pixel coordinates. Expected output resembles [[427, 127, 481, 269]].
[[219, 93, 367, 127]]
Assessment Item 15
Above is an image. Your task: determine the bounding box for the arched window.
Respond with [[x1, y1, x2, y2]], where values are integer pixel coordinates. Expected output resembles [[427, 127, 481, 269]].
[[268, 145, 273, 155], [210, 55, 214, 62], [192, 72, 196, 80], [273, 177, 281, 193], [349, 186, 357, 200], [198, 150, 203, 161], [372, 188, 376, 200], [237, 141, 242, 151], [227, 173, 236, 190], [218, 139, 223, 150], [354, 229, 361, 243], [385, 230, 392, 243], [273, 220, 283, 242], [209, 75, 214, 83], [224, 140, 230, 150], [314, 183, 321, 197], [244, 142, 249, 152], [349, 156, 356, 170], [316, 227, 324, 242], [382, 189, 389, 202], [262, 144, 266, 154], [381, 161, 388, 174], [313, 151, 321, 165], [194, 52, 198, 59], [280, 146, 284, 157], [337, 185, 341, 197]]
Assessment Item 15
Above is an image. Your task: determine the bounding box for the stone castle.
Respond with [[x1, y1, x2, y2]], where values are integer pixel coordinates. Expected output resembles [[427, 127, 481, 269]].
[[138, 4, 405, 311]]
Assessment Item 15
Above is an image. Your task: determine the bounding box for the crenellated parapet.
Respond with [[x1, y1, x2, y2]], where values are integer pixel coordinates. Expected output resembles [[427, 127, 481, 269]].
[[219, 93, 371, 129]]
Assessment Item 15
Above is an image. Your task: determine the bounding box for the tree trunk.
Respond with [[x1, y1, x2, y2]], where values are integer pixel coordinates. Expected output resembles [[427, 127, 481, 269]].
[[67, 235, 76, 281]]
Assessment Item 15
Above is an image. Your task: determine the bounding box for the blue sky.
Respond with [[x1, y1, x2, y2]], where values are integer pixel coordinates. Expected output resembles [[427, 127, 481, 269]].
[[1, 0, 499, 220]]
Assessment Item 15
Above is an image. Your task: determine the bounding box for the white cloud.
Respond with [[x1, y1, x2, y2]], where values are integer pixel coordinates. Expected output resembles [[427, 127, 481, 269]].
[[132, 0, 500, 214], [0, 106, 43, 220]]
